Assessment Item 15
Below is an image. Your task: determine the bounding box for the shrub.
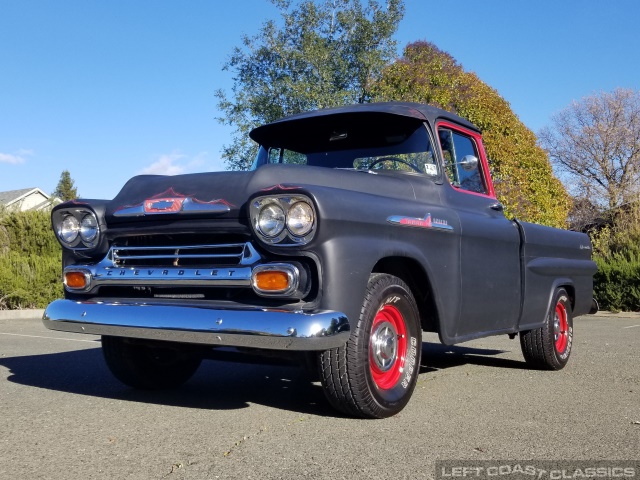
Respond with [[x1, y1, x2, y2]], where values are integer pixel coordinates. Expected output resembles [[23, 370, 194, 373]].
[[0, 252, 62, 309], [593, 252, 640, 312], [0, 209, 62, 310], [0, 209, 59, 256], [589, 205, 640, 312]]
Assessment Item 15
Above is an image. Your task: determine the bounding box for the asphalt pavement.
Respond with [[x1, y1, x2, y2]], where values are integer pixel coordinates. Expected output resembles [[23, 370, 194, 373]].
[[0, 312, 638, 479]]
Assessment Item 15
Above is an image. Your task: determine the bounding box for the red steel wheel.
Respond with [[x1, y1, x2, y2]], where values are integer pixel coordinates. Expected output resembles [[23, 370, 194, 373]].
[[318, 273, 422, 418], [520, 287, 573, 370], [369, 305, 408, 390], [554, 301, 569, 354]]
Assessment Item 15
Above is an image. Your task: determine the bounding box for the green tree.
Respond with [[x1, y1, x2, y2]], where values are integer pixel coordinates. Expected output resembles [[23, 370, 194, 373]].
[[53, 170, 78, 201], [216, 0, 404, 170], [371, 41, 571, 228]]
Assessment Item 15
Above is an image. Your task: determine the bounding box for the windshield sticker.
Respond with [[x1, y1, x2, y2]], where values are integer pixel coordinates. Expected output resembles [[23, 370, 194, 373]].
[[424, 164, 438, 176], [387, 213, 453, 232]]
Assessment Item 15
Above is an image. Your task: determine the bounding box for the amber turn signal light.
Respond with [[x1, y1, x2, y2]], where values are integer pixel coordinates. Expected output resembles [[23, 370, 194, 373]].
[[253, 270, 290, 292], [65, 271, 88, 290]]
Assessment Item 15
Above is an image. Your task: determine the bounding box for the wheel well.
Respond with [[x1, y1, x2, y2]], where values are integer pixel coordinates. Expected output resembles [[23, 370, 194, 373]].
[[372, 257, 439, 333], [559, 284, 576, 311]]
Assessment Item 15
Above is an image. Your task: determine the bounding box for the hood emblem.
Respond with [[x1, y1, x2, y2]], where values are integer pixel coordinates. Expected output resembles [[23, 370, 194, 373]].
[[114, 188, 234, 217], [387, 213, 453, 232], [145, 199, 183, 213]]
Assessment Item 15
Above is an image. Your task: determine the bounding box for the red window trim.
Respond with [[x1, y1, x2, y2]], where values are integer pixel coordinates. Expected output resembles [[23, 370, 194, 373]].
[[436, 121, 496, 199]]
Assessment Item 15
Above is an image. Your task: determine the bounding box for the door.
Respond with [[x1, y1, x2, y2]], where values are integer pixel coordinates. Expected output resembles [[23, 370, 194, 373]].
[[437, 122, 521, 339]]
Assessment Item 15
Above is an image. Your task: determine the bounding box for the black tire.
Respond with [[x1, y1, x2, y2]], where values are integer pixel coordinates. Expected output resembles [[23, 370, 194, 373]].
[[520, 288, 573, 370], [318, 273, 422, 418], [102, 336, 202, 389]]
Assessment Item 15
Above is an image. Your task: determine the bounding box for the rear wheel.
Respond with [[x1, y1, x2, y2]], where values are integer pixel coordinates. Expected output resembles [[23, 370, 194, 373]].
[[102, 336, 202, 389], [520, 288, 573, 370], [318, 274, 422, 418]]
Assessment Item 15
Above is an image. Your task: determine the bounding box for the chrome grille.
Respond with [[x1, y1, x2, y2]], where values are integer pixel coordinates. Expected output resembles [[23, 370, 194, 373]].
[[111, 243, 250, 267]]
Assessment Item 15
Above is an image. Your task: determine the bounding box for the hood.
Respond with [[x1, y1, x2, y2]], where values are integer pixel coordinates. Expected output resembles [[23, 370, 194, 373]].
[[106, 164, 418, 223]]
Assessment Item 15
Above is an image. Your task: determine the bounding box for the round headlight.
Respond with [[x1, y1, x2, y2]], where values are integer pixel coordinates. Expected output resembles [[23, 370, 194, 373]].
[[257, 204, 285, 237], [80, 214, 99, 244], [286, 202, 314, 236], [58, 215, 80, 244]]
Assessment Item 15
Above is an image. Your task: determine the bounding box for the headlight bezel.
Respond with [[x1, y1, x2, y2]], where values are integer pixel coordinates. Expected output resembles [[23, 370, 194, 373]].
[[250, 194, 317, 246], [53, 208, 101, 250]]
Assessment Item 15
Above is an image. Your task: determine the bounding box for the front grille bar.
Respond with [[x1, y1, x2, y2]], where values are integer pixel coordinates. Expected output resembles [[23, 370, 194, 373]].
[[61, 242, 264, 292], [114, 253, 243, 261], [111, 243, 260, 267]]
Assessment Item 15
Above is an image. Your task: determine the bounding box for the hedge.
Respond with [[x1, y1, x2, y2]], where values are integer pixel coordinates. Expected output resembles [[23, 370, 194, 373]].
[[0, 209, 62, 309], [593, 253, 640, 313]]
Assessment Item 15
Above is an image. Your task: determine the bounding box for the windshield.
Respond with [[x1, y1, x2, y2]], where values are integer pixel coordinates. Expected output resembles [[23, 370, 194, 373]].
[[252, 123, 438, 177]]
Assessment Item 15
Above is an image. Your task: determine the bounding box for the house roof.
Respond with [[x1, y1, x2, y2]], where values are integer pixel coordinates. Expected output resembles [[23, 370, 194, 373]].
[[0, 187, 50, 207], [0, 188, 39, 204]]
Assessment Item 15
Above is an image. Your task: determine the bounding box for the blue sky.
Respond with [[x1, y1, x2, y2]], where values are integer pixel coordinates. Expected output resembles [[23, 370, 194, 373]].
[[1, 0, 638, 200]]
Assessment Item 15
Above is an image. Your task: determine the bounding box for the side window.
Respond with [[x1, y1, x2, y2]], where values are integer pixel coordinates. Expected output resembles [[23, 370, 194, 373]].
[[267, 148, 307, 165], [438, 128, 487, 195]]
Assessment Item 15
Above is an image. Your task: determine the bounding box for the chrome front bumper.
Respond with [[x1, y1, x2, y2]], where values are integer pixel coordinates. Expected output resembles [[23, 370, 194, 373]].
[[43, 299, 350, 351]]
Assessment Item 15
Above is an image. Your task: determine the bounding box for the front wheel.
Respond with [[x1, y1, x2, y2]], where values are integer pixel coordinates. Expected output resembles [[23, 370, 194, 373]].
[[520, 288, 573, 370], [318, 274, 422, 418], [102, 336, 202, 389]]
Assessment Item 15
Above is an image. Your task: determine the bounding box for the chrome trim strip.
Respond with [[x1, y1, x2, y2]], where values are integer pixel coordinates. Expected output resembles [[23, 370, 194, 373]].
[[387, 213, 454, 232], [113, 205, 145, 217], [63, 242, 264, 292], [108, 242, 261, 267], [111, 242, 245, 252], [43, 299, 350, 351], [114, 253, 239, 260], [239, 243, 261, 265], [73, 265, 253, 288], [112, 243, 245, 265], [181, 197, 231, 213], [114, 197, 231, 217]]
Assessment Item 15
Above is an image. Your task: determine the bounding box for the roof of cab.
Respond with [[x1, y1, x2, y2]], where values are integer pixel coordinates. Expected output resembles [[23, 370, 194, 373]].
[[249, 101, 479, 145]]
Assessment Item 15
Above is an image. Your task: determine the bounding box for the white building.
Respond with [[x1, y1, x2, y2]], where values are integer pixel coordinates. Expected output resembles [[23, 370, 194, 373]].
[[0, 188, 61, 212]]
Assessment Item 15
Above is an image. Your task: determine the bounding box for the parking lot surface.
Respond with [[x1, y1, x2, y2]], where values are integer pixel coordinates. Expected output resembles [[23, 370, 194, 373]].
[[0, 313, 638, 479]]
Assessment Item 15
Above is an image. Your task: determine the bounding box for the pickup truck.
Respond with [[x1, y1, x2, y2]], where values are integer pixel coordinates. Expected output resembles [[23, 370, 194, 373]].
[[43, 102, 597, 418]]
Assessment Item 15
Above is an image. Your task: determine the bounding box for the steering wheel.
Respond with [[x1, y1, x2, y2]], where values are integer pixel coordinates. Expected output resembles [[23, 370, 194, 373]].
[[367, 157, 422, 173]]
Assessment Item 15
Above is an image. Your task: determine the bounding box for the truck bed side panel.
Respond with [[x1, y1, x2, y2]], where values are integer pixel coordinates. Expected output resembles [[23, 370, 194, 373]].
[[517, 220, 597, 331]]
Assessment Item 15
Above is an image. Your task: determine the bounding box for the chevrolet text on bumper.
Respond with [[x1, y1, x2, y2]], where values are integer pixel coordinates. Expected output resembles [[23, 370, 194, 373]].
[[43, 102, 596, 418]]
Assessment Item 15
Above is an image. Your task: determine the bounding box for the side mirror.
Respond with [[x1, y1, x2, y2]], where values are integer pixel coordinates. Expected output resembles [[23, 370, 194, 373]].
[[459, 155, 478, 171]]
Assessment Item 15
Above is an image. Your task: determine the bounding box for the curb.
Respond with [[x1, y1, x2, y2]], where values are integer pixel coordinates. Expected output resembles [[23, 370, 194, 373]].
[[593, 311, 640, 319], [0, 309, 44, 320]]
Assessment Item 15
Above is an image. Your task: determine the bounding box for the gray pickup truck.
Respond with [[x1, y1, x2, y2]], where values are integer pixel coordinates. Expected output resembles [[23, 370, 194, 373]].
[[43, 102, 597, 418]]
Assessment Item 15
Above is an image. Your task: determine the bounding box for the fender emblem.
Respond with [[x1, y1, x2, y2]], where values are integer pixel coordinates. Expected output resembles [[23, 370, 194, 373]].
[[387, 213, 453, 232]]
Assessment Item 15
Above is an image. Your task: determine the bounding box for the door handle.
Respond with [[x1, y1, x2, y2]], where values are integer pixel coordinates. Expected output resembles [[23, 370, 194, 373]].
[[490, 203, 504, 212]]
